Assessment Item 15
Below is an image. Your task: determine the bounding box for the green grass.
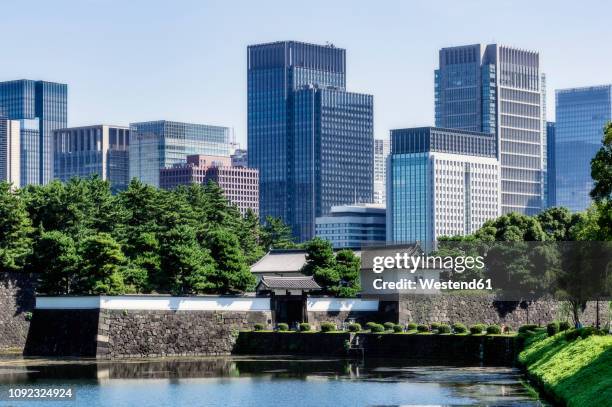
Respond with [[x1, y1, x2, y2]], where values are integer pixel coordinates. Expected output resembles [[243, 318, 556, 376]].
[[519, 330, 612, 407]]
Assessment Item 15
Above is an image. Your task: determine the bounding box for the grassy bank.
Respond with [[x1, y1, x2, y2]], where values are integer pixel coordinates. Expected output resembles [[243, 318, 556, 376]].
[[518, 329, 611, 406]]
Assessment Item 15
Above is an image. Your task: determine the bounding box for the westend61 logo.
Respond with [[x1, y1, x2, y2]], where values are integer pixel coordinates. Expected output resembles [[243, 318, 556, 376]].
[[369, 250, 490, 292], [359, 242, 612, 300]]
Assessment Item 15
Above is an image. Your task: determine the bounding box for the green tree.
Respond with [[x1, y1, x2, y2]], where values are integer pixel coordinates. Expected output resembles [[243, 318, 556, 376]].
[[261, 216, 295, 249], [590, 122, 612, 202], [159, 225, 215, 294], [0, 183, 33, 271], [32, 231, 80, 294], [333, 249, 361, 297], [537, 207, 576, 241], [302, 238, 339, 294], [239, 209, 265, 265], [77, 233, 127, 294], [589, 122, 612, 240], [205, 228, 256, 293]]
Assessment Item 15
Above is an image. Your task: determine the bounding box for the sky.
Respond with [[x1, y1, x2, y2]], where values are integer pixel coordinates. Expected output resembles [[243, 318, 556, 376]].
[[2, 0, 611, 146]]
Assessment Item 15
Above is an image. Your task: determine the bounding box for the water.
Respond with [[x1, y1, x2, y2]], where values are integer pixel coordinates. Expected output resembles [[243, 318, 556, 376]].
[[0, 356, 546, 406]]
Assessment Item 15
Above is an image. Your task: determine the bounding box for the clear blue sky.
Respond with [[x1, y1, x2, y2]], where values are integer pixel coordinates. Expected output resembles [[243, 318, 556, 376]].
[[2, 0, 611, 146]]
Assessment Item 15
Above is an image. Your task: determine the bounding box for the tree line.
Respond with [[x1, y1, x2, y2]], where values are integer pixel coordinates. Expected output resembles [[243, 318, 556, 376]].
[[0, 179, 298, 295]]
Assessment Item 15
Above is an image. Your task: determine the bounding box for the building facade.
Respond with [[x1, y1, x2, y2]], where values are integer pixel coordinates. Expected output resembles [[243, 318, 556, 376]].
[[555, 85, 612, 212], [129, 120, 231, 187], [231, 148, 248, 167], [435, 44, 544, 216], [53, 125, 130, 192], [0, 113, 20, 187], [160, 154, 259, 215], [388, 127, 499, 243], [374, 139, 390, 204], [546, 122, 556, 208], [315, 204, 386, 248], [0, 80, 68, 186], [248, 41, 374, 242]]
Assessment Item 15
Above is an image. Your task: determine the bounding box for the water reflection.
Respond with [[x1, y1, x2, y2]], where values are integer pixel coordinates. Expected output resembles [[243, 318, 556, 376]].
[[0, 357, 546, 406]]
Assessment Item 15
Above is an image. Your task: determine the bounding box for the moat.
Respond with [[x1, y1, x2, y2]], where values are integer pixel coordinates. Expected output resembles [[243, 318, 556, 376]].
[[0, 356, 547, 406]]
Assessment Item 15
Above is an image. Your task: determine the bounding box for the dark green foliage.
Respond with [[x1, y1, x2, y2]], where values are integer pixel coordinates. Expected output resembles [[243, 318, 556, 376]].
[[301, 239, 361, 296], [0, 183, 33, 271], [470, 324, 486, 335], [32, 231, 80, 294], [547, 321, 560, 337], [369, 323, 385, 333], [431, 322, 441, 331], [392, 324, 403, 333], [320, 322, 336, 332], [277, 323, 289, 332], [437, 324, 451, 334], [383, 322, 395, 331], [417, 324, 429, 333], [452, 323, 467, 333], [204, 228, 255, 293], [564, 326, 602, 341], [486, 325, 501, 335], [253, 323, 264, 331], [348, 323, 361, 332], [407, 322, 417, 330], [559, 321, 571, 331], [365, 322, 378, 330], [299, 323, 311, 332], [1, 177, 278, 295], [261, 216, 295, 249], [518, 324, 539, 334]]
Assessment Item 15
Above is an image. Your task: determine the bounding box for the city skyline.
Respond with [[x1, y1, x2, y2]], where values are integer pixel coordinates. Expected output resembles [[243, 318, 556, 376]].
[[2, 1, 611, 146]]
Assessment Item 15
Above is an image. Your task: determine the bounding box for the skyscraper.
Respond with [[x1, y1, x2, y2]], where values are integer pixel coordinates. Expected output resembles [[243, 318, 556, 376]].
[[435, 44, 544, 215], [387, 127, 499, 243], [555, 85, 612, 212], [374, 139, 390, 205], [0, 113, 20, 187], [0, 80, 68, 186], [546, 122, 556, 208], [53, 125, 130, 192], [129, 120, 231, 187], [248, 41, 374, 242]]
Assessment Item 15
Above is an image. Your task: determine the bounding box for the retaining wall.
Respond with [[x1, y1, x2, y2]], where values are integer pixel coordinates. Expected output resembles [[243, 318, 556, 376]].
[[0, 272, 36, 350]]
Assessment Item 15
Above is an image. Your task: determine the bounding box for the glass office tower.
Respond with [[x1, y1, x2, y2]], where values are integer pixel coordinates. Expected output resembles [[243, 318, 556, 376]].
[[129, 120, 230, 187], [0, 113, 20, 187], [388, 127, 499, 244], [0, 80, 68, 186], [248, 41, 373, 242], [555, 85, 612, 212], [54, 125, 130, 193], [546, 122, 556, 208], [435, 44, 544, 215]]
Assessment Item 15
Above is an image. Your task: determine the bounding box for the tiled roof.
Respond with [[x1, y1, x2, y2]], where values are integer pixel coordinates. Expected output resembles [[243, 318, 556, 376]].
[[250, 249, 362, 274], [257, 276, 321, 290]]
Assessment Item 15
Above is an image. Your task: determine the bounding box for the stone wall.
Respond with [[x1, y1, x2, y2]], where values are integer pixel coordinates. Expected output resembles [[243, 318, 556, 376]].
[[0, 272, 36, 350], [97, 309, 271, 358], [234, 331, 350, 356], [397, 294, 609, 328]]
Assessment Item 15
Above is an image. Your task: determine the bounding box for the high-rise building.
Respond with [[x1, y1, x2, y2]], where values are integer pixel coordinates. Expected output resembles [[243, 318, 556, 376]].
[[555, 85, 612, 212], [388, 127, 499, 243], [546, 122, 556, 208], [0, 80, 68, 186], [0, 113, 20, 187], [231, 148, 248, 167], [129, 120, 231, 187], [435, 44, 544, 215], [315, 203, 386, 248], [374, 139, 390, 204], [53, 125, 130, 192], [248, 41, 374, 242], [160, 154, 259, 216]]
